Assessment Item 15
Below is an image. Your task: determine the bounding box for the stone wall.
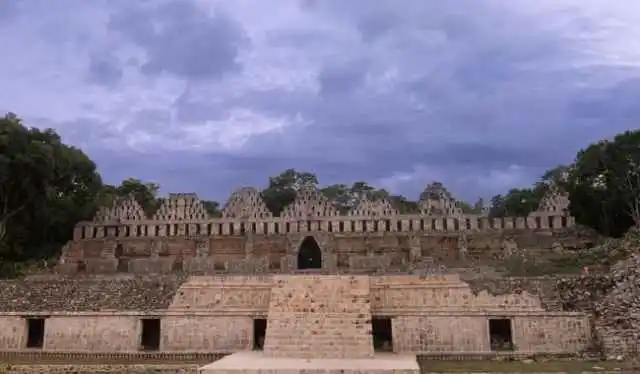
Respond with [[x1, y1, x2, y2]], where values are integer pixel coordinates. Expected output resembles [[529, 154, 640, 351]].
[[0, 317, 24, 350], [61, 226, 589, 275], [513, 316, 590, 353], [393, 316, 490, 352], [46, 317, 139, 352], [162, 317, 252, 352]]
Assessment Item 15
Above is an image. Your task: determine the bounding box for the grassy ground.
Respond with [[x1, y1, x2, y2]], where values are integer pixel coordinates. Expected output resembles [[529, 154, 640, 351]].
[[421, 359, 634, 373]]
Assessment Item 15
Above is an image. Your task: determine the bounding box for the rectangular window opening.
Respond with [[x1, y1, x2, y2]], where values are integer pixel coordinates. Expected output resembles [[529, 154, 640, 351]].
[[140, 318, 161, 351], [253, 318, 267, 350], [489, 318, 514, 351], [372, 317, 393, 352], [25, 317, 46, 349]]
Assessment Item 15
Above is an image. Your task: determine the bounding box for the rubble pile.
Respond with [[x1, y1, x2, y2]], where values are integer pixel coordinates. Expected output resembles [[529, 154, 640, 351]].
[[555, 228, 640, 355], [0, 274, 188, 312]]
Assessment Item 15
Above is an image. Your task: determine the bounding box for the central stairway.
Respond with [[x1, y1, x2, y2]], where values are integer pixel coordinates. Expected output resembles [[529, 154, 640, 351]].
[[199, 275, 419, 374], [264, 275, 374, 358]]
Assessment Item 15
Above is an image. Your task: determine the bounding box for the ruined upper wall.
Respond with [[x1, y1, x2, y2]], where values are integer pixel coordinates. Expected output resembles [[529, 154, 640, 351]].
[[153, 193, 208, 221], [533, 187, 570, 215], [280, 187, 340, 218], [76, 184, 575, 240], [348, 197, 398, 217], [222, 187, 272, 219], [93, 196, 145, 222], [418, 182, 464, 216]]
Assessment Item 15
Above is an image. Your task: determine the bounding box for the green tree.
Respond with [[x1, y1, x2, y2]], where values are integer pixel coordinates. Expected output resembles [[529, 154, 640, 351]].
[[0, 113, 103, 265], [261, 169, 319, 216], [566, 130, 640, 236], [489, 188, 541, 217], [472, 197, 485, 214], [202, 200, 222, 217], [389, 195, 420, 214], [113, 178, 161, 217], [320, 183, 352, 213]]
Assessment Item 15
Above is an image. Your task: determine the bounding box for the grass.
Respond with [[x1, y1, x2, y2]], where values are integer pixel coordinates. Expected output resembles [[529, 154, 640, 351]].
[[421, 359, 634, 373]]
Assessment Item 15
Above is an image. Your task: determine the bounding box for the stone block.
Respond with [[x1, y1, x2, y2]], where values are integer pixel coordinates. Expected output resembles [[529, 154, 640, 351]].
[[183, 258, 217, 274], [128, 258, 174, 274], [84, 258, 118, 273]]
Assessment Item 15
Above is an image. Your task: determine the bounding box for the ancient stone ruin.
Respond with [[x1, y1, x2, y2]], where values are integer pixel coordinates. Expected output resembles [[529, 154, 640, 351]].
[[0, 184, 605, 373]]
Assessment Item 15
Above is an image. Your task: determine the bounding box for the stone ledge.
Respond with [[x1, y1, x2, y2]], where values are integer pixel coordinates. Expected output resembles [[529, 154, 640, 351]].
[[0, 351, 226, 363]]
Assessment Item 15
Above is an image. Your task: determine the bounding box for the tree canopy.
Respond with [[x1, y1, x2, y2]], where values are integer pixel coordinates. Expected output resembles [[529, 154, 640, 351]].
[[0, 113, 103, 266], [564, 131, 640, 237], [1, 113, 638, 273]]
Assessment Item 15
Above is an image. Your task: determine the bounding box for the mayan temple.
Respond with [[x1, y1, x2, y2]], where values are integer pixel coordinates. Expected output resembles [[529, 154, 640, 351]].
[[0, 183, 618, 374]]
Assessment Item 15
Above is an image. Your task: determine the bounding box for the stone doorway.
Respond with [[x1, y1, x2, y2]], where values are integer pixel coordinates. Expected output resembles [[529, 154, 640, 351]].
[[372, 317, 393, 352], [25, 317, 46, 349], [297, 236, 322, 270], [489, 318, 514, 351]]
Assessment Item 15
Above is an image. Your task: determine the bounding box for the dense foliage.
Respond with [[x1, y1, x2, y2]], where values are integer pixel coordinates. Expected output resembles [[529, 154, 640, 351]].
[[1, 113, 638, 271]]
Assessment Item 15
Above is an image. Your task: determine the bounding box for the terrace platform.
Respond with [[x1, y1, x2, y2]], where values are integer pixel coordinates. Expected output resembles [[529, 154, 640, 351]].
[[198, 351, 420, 374]]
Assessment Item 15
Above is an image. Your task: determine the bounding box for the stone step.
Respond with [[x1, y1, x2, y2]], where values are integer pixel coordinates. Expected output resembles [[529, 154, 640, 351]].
[[264, 275, 374, 359]]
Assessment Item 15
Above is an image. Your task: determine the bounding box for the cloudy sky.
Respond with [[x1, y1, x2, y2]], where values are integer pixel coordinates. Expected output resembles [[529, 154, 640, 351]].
[[1, 1, 639, 204]]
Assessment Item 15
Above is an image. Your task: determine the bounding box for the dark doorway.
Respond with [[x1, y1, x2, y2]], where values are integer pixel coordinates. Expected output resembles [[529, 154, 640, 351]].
[[372, 317, 393, 352], [114, 244, 124, 258], [115, 244, 128, 272], [297, 236, 322, 270], [253, 318, 267, 350], [25, 318, 46, 349], [140, 318, 161, 351], [489, 318, 514, 351]]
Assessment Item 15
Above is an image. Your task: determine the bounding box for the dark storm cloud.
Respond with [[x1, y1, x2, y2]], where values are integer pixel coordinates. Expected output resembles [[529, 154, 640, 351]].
[[318, 59, 369, 97], [5, 0, 640, 204], [108, 0, 248, 80], [0, 1, 20, 22], [173, 1, 632, 201], [86, 52, 123, 87]]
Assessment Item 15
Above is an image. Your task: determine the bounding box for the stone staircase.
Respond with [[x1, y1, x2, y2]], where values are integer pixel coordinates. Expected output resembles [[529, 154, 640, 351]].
[[263, 275, 374, 359]]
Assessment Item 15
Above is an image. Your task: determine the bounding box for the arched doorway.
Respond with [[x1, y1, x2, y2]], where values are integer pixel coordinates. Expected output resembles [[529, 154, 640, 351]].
[[297, 236, 322, 270]]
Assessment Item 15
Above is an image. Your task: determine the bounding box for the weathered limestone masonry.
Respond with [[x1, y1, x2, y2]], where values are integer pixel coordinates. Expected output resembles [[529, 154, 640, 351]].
[[57, 184, 578, 275]]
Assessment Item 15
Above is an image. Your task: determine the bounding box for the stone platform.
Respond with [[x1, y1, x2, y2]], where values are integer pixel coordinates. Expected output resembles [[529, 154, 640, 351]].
[[198, 351, 420, 374]]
